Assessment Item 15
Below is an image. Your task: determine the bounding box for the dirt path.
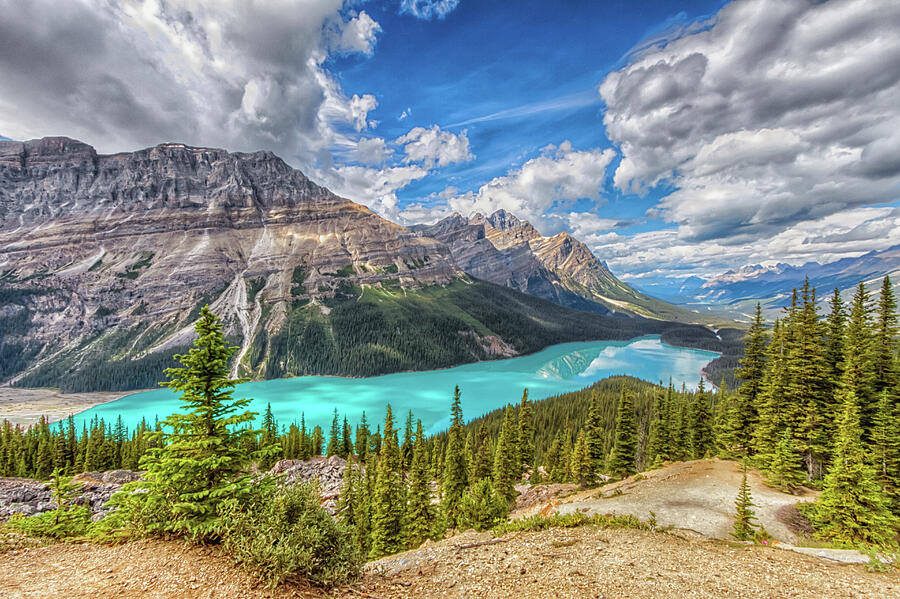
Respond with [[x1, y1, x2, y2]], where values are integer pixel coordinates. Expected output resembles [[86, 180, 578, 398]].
[[0, 388, 137, 426], [532, 459, 814, 543], [1, 527, 897, 599]]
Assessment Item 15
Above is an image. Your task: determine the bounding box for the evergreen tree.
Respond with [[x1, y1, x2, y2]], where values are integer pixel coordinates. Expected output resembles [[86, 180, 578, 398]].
[[327, 408, 340, 457], [471, 421, 493, 481], [766, 428, 805, 493], [544, 433, 563, 482], [871, 389, 900, 513], [607, 384, 638, 480], [132, 306, 261, 541], [342, 416, 352, 458], [355, 412, 370, 463], [492, 405, 519, 501], [570, 430, 591, 488], [405, 420, 435, 548], [873, 276, 898, 394], [583, 390, 605, 486], [732, 303, 766, 455], [843, 283, 877, 438], [646, 389, 669, 467], [753, 319, 789, 462], [824, 288, 847, 403], [689, 379, 714, 458], [731, 461, 758, 541], [442, 386, 468, 528], [370, 405, 405, 557], [400, 410, 414, 472], [457, 479, 509, 531], [517, 389, 535, 478], [813, 391, 899, 548]]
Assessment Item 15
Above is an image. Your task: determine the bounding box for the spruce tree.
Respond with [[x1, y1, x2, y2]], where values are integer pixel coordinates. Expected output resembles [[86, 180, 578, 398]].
[[766, 427, 804, 493], [370, 405, 405, 557], [570, 430, 591, 488], [753, 319, 789, 462], [517, 389, 535, 478], [871, 390, 900, 514], [731, 461, 758, 542], [442, 386, 469, 529], [406, 420, 435, 548], [689, 379, 714, 458], [824, 288, 847, 404], [327, 408, 340, 457], [843, 283, 876, 438], [607, 384, 638, 480], [733, 303, 766, 454], [813, 391, 899, 548], [873, 276, 898, 394], [355, 412, 370, 463], [492, 405, 519, 502], [471, 420, 493, 481], [544, 433, 563, 482], [583, 390, 605, 486], [401, 410, 414, 471], [646, 389, 669, 467], [133, 306, 260, 541]]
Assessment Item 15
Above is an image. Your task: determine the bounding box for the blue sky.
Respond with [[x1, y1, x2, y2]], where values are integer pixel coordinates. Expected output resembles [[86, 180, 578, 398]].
[[1, 0, 899, 291]]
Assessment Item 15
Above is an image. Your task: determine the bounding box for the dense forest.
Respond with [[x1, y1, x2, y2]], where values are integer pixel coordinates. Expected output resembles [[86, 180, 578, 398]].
[[3, 276, 897, 551], [6, 279, 740, 393]]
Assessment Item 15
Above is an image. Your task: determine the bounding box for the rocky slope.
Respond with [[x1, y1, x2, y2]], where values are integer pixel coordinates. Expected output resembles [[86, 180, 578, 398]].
[[414, 211, 707, 322], [0, 137, 708, 392]]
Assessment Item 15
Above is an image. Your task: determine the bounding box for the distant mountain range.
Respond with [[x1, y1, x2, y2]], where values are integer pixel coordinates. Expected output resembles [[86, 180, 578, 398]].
[[0, 137, 716, 392], [634, 246, 900, 315]]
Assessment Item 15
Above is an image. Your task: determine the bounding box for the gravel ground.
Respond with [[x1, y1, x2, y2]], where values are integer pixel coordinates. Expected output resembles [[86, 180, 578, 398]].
[[542, 459, 815, 543], [1, 527, 896, 599], [0, 388, 135, 426]]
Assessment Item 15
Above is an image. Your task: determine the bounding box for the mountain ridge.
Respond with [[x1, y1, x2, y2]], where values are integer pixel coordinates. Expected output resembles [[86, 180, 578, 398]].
[[0, 137, 716, 392]]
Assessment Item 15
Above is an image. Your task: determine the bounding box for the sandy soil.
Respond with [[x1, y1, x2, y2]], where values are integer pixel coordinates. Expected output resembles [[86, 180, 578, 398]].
[[1, 527, 896, 599], [0, 387, 136, 426], [534, 459, 816, 544]]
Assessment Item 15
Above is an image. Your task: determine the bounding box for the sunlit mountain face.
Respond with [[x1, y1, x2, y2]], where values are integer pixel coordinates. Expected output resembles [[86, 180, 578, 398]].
[[2, 0, 898, 291]]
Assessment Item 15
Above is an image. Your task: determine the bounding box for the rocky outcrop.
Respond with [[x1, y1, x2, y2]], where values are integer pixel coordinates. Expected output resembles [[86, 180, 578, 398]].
[[268, 455, 350, 513], [414, 209, 691, 319], [0, 137, 460, 386], [0, 470, 141, 521]]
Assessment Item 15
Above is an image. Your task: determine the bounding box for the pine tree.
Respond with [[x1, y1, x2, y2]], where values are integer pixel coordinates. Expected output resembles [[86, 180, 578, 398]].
[[470, 420, 493, 481], [517, 389, 535, 478], [731, 461, 758, 541], [405, 420, 435, 548], [753, 319, 789, 462], [370, 405, 405, 557], [873, 276, 898, 394], [544, 433, 563, 482], [607, 384, 638, 480], [342, 416, 352, 458], [732, 303, 766, 454], [355, 412, 370, 463], [766, 428, 804, 493], [133, 306, 261, 541], [843, 283, 877, 438], [400, 410, 414, 472], [824, 288, 847, 401], [570, 430, 591, 488], [871, 389, 900, 514], [327, 408, 340, 457], [457, 479, 509, 531], [813, 391, 899, 548], [646, 389, 669, 467], [689, 379, 714, 458], [583, 390, 605, 486], [442, 386, 468, 528], [492, 405, 519, 501]]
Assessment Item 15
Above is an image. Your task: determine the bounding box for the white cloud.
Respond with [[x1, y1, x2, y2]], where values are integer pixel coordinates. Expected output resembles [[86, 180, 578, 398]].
[[440, 142, 616, 232], [400, 0, 461, 21], [335, 11, 381, 55], [0, 0, 381, 170], [318, 163, 430, 220], [349, 137, 392, 165], [600, 0, 900, 243], [397, 125, 473, 168]]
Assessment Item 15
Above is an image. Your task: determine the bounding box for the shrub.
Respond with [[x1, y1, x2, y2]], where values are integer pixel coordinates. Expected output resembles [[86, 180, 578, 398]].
[[218, 483, 362, 588], [2, 506, 92, 540], [457, 480, 509, 532]]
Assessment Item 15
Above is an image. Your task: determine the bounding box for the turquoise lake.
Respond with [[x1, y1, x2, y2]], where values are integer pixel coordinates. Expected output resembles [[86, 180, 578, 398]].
[[74, 335, 718, 435]]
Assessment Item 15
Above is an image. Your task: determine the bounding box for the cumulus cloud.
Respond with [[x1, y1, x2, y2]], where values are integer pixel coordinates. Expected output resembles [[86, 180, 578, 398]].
[[397, 125, 473, 168], [600, 0, 900, 243], [335, 11, 381, 55], [0, 0, 380, 169], [399, 141, 616, 231], [319, 163, 430, 220], [400, 0, 461, 20], [348, 137, 392, 165]]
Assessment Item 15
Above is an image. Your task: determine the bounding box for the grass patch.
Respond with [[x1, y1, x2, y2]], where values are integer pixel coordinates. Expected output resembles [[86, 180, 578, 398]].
[[493, 511, 650, 535]]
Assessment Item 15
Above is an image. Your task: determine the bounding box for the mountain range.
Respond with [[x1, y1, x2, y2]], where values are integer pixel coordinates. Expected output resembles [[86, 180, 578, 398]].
[[0, 137, 718, 393], [634, 246, 900, 316]]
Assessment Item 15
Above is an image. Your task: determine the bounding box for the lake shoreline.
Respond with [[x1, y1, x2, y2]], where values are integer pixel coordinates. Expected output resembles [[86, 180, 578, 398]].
[[0, 387, 151, 427]]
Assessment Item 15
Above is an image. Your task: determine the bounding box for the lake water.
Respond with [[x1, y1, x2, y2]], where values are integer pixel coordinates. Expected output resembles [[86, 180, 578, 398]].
[[74, 335, 718, 435]]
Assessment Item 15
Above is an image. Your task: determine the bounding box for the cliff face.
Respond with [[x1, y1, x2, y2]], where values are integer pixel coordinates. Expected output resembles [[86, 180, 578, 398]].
[[413, 210, 683, 318], [0, 137, 458, 385]]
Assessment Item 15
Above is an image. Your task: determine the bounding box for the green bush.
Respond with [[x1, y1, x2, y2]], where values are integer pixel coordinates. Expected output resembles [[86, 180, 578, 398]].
[[493, 511, 650, 535], [218, 483, 362, 588], [457, 480, 509, 532], [2, 506, 92, 540]]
